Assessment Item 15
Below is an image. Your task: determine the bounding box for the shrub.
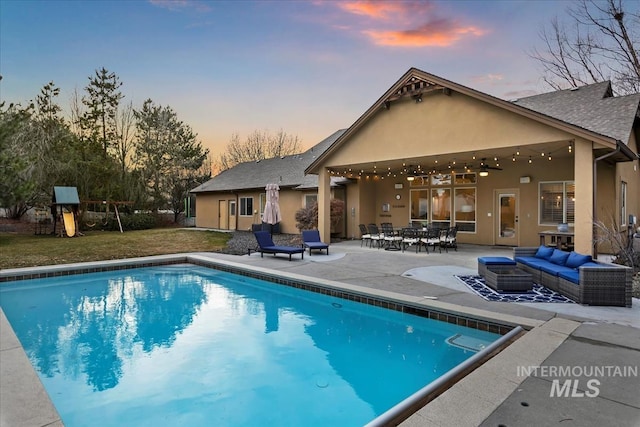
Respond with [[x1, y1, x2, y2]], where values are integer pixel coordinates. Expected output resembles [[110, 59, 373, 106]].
[[104, 213, 157, 231], [295, 198, 345, 232]]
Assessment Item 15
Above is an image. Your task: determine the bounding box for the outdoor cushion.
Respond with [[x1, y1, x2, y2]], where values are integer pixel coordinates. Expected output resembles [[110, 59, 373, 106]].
[[539, 262, 574, 276], [558, 270, 580, 284], [478, 256, 516, 265], [534, 245, 555, 260], [514, 256, 549, 268], [579, 262, 614, 268], [565, 252, 592, 269], [549, 249, 571, 265]]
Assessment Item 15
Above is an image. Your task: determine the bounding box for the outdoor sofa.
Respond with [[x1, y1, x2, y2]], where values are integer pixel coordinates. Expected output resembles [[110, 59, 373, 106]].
[[513, 246, 632, 307]]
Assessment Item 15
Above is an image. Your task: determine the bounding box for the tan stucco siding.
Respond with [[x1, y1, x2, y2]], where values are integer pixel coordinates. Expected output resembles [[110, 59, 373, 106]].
[[323, 93, 577, 167], [194, 195, 222, 229], [195, 189, 329, 234], [618, 133, 640, 231]]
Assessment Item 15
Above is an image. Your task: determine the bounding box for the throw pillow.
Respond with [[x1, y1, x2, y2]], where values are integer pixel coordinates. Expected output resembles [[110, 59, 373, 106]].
[[565, 252, 593, 269], [549, 249, 571, 265], [535, 245, 554, 259]]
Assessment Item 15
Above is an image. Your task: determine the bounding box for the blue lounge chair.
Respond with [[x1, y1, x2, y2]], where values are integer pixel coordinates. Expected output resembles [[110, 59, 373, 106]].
[[253, 231, 305, 261], [301, 229, 329, 255]]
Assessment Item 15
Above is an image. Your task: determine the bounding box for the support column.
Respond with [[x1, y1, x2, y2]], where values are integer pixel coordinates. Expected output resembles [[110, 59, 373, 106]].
[[317, 168, 332, 243], [574, 142, 593, 254]]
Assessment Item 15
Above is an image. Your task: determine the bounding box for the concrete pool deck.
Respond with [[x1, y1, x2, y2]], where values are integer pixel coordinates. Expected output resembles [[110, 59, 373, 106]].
[[1, 241, 639, 426]]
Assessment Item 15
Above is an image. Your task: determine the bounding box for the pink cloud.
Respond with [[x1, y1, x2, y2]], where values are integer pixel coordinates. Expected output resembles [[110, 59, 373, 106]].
[[365, 23, 486, 47], [338, 1, 423, 19], [470, 74, 505, 84], [333, 1, 487, 48]]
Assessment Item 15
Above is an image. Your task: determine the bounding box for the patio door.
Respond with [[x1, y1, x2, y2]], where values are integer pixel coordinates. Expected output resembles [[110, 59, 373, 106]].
[[219, 200, 228, 229], [495, 189, 519, 246], [228, 200, 237, 230]]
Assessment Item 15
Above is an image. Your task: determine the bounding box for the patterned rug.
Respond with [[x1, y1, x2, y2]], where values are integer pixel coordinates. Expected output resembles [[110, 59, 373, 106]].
[[455, 275, 575, 303]]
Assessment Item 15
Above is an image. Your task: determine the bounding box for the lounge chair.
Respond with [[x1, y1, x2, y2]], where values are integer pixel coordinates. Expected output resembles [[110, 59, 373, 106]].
[[253, 231, 305, 261], [301, 230, 329, 255]]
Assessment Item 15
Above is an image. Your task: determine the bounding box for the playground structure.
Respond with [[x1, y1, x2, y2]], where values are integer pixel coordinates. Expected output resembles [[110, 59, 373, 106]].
[[51, 186, 80, 237], [82, 200, 134, 233]]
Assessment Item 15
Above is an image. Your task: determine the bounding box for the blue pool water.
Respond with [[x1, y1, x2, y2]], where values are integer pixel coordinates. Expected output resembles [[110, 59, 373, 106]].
[[0, 265, 500, 426]]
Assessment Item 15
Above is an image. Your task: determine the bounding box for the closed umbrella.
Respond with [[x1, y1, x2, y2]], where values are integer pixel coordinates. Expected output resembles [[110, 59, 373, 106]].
[[262, 183, 282, 232]]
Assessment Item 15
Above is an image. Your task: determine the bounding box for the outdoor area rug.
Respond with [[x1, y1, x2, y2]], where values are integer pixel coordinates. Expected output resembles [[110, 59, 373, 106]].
[[454, 275, 575, 303]]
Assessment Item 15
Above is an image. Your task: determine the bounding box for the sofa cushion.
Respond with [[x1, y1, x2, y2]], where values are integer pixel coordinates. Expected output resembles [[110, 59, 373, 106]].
[[515, 256, 549, 268], [535, 245, 554, 260], [549, 249, 571, 265], [539, 262, 574, 276], [558, 270, 580, 284], [478, 256, 516, 265], [565, 252, 593, 269]]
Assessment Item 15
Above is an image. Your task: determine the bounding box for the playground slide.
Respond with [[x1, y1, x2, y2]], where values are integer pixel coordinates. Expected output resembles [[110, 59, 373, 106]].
[[62, 212, 76, 237]]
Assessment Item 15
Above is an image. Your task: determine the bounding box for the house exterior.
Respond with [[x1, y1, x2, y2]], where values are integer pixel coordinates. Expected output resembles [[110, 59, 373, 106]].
[[303, 68, 640, 257], [191, 130, 349, 234], [192, 67, 639, 257]]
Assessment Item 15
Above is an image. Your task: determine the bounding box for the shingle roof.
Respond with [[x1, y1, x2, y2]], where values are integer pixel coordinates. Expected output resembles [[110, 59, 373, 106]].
[[191, 129, 347, 193], [512, 82, 640, 142]]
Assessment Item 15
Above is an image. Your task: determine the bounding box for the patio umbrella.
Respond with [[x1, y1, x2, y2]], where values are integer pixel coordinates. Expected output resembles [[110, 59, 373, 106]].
[[262, 183, 282, 229]]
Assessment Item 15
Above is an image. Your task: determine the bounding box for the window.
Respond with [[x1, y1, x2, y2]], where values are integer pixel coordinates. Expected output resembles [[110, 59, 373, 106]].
[[305, 194, 318, 208], [240, 197, 253, 216], [229, 201, 236, 216], [621, 181, 627, 226], [454, 173, 477, 184], [431, 188, 451, 228], [430, 174, 451, 186], [454, 188, 476, 232], [410, 189, 429, 223], [539, 181, 574, 225]]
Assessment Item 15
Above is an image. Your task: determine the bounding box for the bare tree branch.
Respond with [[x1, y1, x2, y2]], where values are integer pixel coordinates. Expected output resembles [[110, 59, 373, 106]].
[[529, 0, 639, 94]]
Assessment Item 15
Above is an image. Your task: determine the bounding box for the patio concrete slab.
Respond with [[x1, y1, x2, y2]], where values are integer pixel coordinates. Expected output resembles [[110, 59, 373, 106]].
[[480, 376, 640, 427]]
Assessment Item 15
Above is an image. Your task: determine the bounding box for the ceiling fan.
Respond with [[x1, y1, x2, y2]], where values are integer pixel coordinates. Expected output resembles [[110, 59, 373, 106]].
[[476, 158, 502, 177]]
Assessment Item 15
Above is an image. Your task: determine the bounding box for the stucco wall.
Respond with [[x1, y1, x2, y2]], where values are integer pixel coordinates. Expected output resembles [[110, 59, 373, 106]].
[[326, 92, 576, 166]]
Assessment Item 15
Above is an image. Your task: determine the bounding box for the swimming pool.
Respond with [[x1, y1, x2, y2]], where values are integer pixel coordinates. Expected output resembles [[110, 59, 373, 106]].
[[0, 258, 517, 426]]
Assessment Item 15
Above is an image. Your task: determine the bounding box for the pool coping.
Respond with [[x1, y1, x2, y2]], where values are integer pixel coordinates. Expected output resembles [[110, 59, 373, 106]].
[[0, 254, 551, 427]]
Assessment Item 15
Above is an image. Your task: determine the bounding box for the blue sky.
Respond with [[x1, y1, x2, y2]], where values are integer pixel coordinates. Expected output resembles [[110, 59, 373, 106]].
[[1, 0, 572, 155]]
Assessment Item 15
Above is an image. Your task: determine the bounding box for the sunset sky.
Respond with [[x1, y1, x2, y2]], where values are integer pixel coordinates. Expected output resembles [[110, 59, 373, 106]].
[[1, 0, 574, 156]]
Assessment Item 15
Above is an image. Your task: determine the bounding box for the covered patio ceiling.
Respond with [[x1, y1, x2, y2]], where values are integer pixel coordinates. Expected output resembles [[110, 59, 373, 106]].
[[326, 139, 577, 179]]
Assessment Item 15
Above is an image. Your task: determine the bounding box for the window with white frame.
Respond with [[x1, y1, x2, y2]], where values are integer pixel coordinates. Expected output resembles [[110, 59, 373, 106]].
[[454, 187, 476, 232], [305, 194, 318, 208], [539, 181, 575, 225], [621, 181, 627, 226], [240, 197, 253, 216], [410, 189, 429, 223]]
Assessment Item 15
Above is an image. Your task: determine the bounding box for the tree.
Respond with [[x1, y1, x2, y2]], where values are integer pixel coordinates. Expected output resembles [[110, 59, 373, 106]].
[[529, 0, 640, 95], [133, 99, 209, 221], [81, 67, 123, 156], [0, 102, 35, 218], [213, 129, 302, 173]]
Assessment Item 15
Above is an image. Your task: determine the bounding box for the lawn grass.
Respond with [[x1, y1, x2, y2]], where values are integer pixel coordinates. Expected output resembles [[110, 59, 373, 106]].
[[0, 228, 231, 269]]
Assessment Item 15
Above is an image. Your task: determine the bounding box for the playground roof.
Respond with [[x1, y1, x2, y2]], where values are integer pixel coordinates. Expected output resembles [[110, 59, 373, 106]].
[[52, 186, 80, 205]]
